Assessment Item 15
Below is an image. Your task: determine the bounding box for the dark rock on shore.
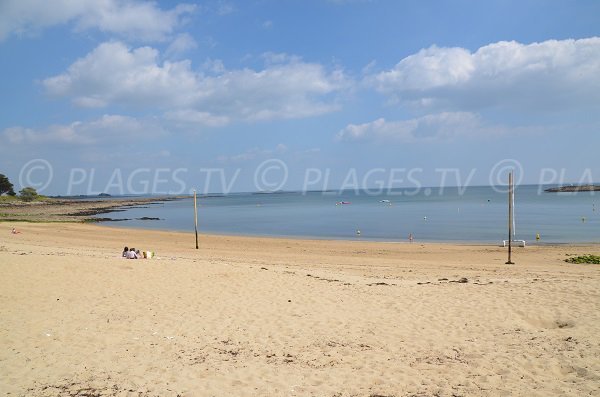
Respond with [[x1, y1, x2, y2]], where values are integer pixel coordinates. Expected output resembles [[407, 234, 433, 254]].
[[0, 196, 186, 223], [87, 217, 131, 222]]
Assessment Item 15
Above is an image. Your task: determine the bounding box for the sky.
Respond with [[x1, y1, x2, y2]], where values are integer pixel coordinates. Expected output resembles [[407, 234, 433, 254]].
[[1, 0, 599, 195]]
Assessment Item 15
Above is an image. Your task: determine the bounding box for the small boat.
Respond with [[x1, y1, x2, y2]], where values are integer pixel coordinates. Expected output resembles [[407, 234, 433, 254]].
[[379, 199, 390, 203], [336, 201, 351, 205]]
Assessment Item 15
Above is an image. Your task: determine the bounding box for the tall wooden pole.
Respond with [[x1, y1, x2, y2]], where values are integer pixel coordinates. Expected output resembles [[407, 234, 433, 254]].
[[506, 171, 514, 264], [194, 190, 199, 249]]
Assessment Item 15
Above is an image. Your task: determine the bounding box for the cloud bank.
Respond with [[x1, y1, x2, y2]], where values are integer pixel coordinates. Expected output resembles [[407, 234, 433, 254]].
[[336, 112, 486, 143], [9, 35, 600, 145], [43, 42, 350, 124], [368, 37, 600, 112], [3, 115, 165, 145], [0, 0, 195, 42]]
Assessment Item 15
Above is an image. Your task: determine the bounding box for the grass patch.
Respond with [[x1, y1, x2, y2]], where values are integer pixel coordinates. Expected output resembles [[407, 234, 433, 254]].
[[0, 196, 19, 203], [0, 195, 50, 203], [565, 255, 600, 264]]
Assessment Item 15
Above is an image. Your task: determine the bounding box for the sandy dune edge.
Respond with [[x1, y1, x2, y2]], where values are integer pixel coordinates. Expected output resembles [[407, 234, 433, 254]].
[[1, 223, 599, 396]]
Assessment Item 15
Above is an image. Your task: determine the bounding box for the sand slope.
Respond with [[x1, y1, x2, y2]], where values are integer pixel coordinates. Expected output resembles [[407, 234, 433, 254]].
[[1, 223, 599, 396]]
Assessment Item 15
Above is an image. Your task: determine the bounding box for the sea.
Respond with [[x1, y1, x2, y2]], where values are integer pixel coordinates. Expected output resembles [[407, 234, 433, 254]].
[[97, 185, 599, 244]]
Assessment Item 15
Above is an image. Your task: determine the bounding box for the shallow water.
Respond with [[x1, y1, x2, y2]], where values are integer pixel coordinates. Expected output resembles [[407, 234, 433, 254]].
[[99, 185, 599, 243]]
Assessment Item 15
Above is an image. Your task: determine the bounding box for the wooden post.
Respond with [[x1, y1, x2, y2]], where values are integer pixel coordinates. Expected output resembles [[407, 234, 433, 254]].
[[194, 190, 199, 249], [506, 171, 514, 264]]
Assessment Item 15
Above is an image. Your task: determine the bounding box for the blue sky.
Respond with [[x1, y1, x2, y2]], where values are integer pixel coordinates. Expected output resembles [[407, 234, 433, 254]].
[[1, 0, 599, 195]]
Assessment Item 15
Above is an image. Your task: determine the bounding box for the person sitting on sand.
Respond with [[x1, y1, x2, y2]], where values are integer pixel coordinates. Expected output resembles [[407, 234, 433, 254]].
[[11, 227, 21, 234], [126, 247, 138, 259], [135, 249, 143, 259], [122, 246, 129, 258]]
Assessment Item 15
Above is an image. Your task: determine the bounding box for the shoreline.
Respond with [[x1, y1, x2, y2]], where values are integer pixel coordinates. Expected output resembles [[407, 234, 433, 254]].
[[0, 196, 186, 223], [2, 195, 598, 245], [98, 221, 600, 246], [4, 221, 600, 258], [545, 184, 600, 192], [0, 196, 600, 244], [66, 222, 600, 247]]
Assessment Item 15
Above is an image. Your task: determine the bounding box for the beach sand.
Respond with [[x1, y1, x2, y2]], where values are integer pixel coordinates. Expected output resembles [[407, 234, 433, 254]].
[[1, 223, 599, 396]]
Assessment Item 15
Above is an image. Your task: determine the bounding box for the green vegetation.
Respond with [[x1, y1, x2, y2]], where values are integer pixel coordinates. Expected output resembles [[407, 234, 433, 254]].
[[0, 195, 19, 203], [19, 187, 40, 202], [0, 174, 49, 202], [0, 173, 16, 196], [0, 195, 49, 204], [565, 255, 600, 264]]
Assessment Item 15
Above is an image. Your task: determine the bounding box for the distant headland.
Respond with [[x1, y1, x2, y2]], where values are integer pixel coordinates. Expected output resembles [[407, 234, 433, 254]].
[[544, 185, 600, 192]]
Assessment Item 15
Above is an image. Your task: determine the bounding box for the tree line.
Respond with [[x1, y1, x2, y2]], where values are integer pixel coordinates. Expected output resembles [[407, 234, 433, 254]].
[[0, 173, 41, 201]]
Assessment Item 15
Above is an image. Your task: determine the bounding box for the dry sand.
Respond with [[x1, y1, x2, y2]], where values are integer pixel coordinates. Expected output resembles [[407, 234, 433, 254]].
[[1, 223, 599, 397]]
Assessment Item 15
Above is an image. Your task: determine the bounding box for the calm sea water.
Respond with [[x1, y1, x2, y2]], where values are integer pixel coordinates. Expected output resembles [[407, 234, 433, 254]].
[[99, 185, 599, 243]]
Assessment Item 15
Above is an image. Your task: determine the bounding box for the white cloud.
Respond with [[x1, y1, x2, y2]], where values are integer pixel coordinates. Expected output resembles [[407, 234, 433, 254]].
[[0, 0, 83, 40], [0, 0, 195, 42], [4, 125, 93, 145], [372, 46, 473, 92], [165, 33, 198, 58], [336, 112, 492, 143], [202, 58, 225, 74], [43, 41, 201, 108], [3, 115, 165, 145], [198, 62, 347, 122], [43, 41, 350, 124], [368, 37, 600, 112]]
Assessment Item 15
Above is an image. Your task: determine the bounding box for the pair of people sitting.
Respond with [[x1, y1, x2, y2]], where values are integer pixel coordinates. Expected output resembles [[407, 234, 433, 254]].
[[122, 246, 154, 259], [123, 246, 141, 259]]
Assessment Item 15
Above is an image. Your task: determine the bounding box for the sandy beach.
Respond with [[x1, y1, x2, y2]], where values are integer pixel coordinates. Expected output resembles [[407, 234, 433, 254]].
[[1, 223, 599, 396]]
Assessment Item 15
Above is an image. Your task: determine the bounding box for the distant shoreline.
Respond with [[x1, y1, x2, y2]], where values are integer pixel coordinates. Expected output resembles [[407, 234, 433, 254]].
[[0, 196, 185, 223], [545, 185, 600, 192]]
